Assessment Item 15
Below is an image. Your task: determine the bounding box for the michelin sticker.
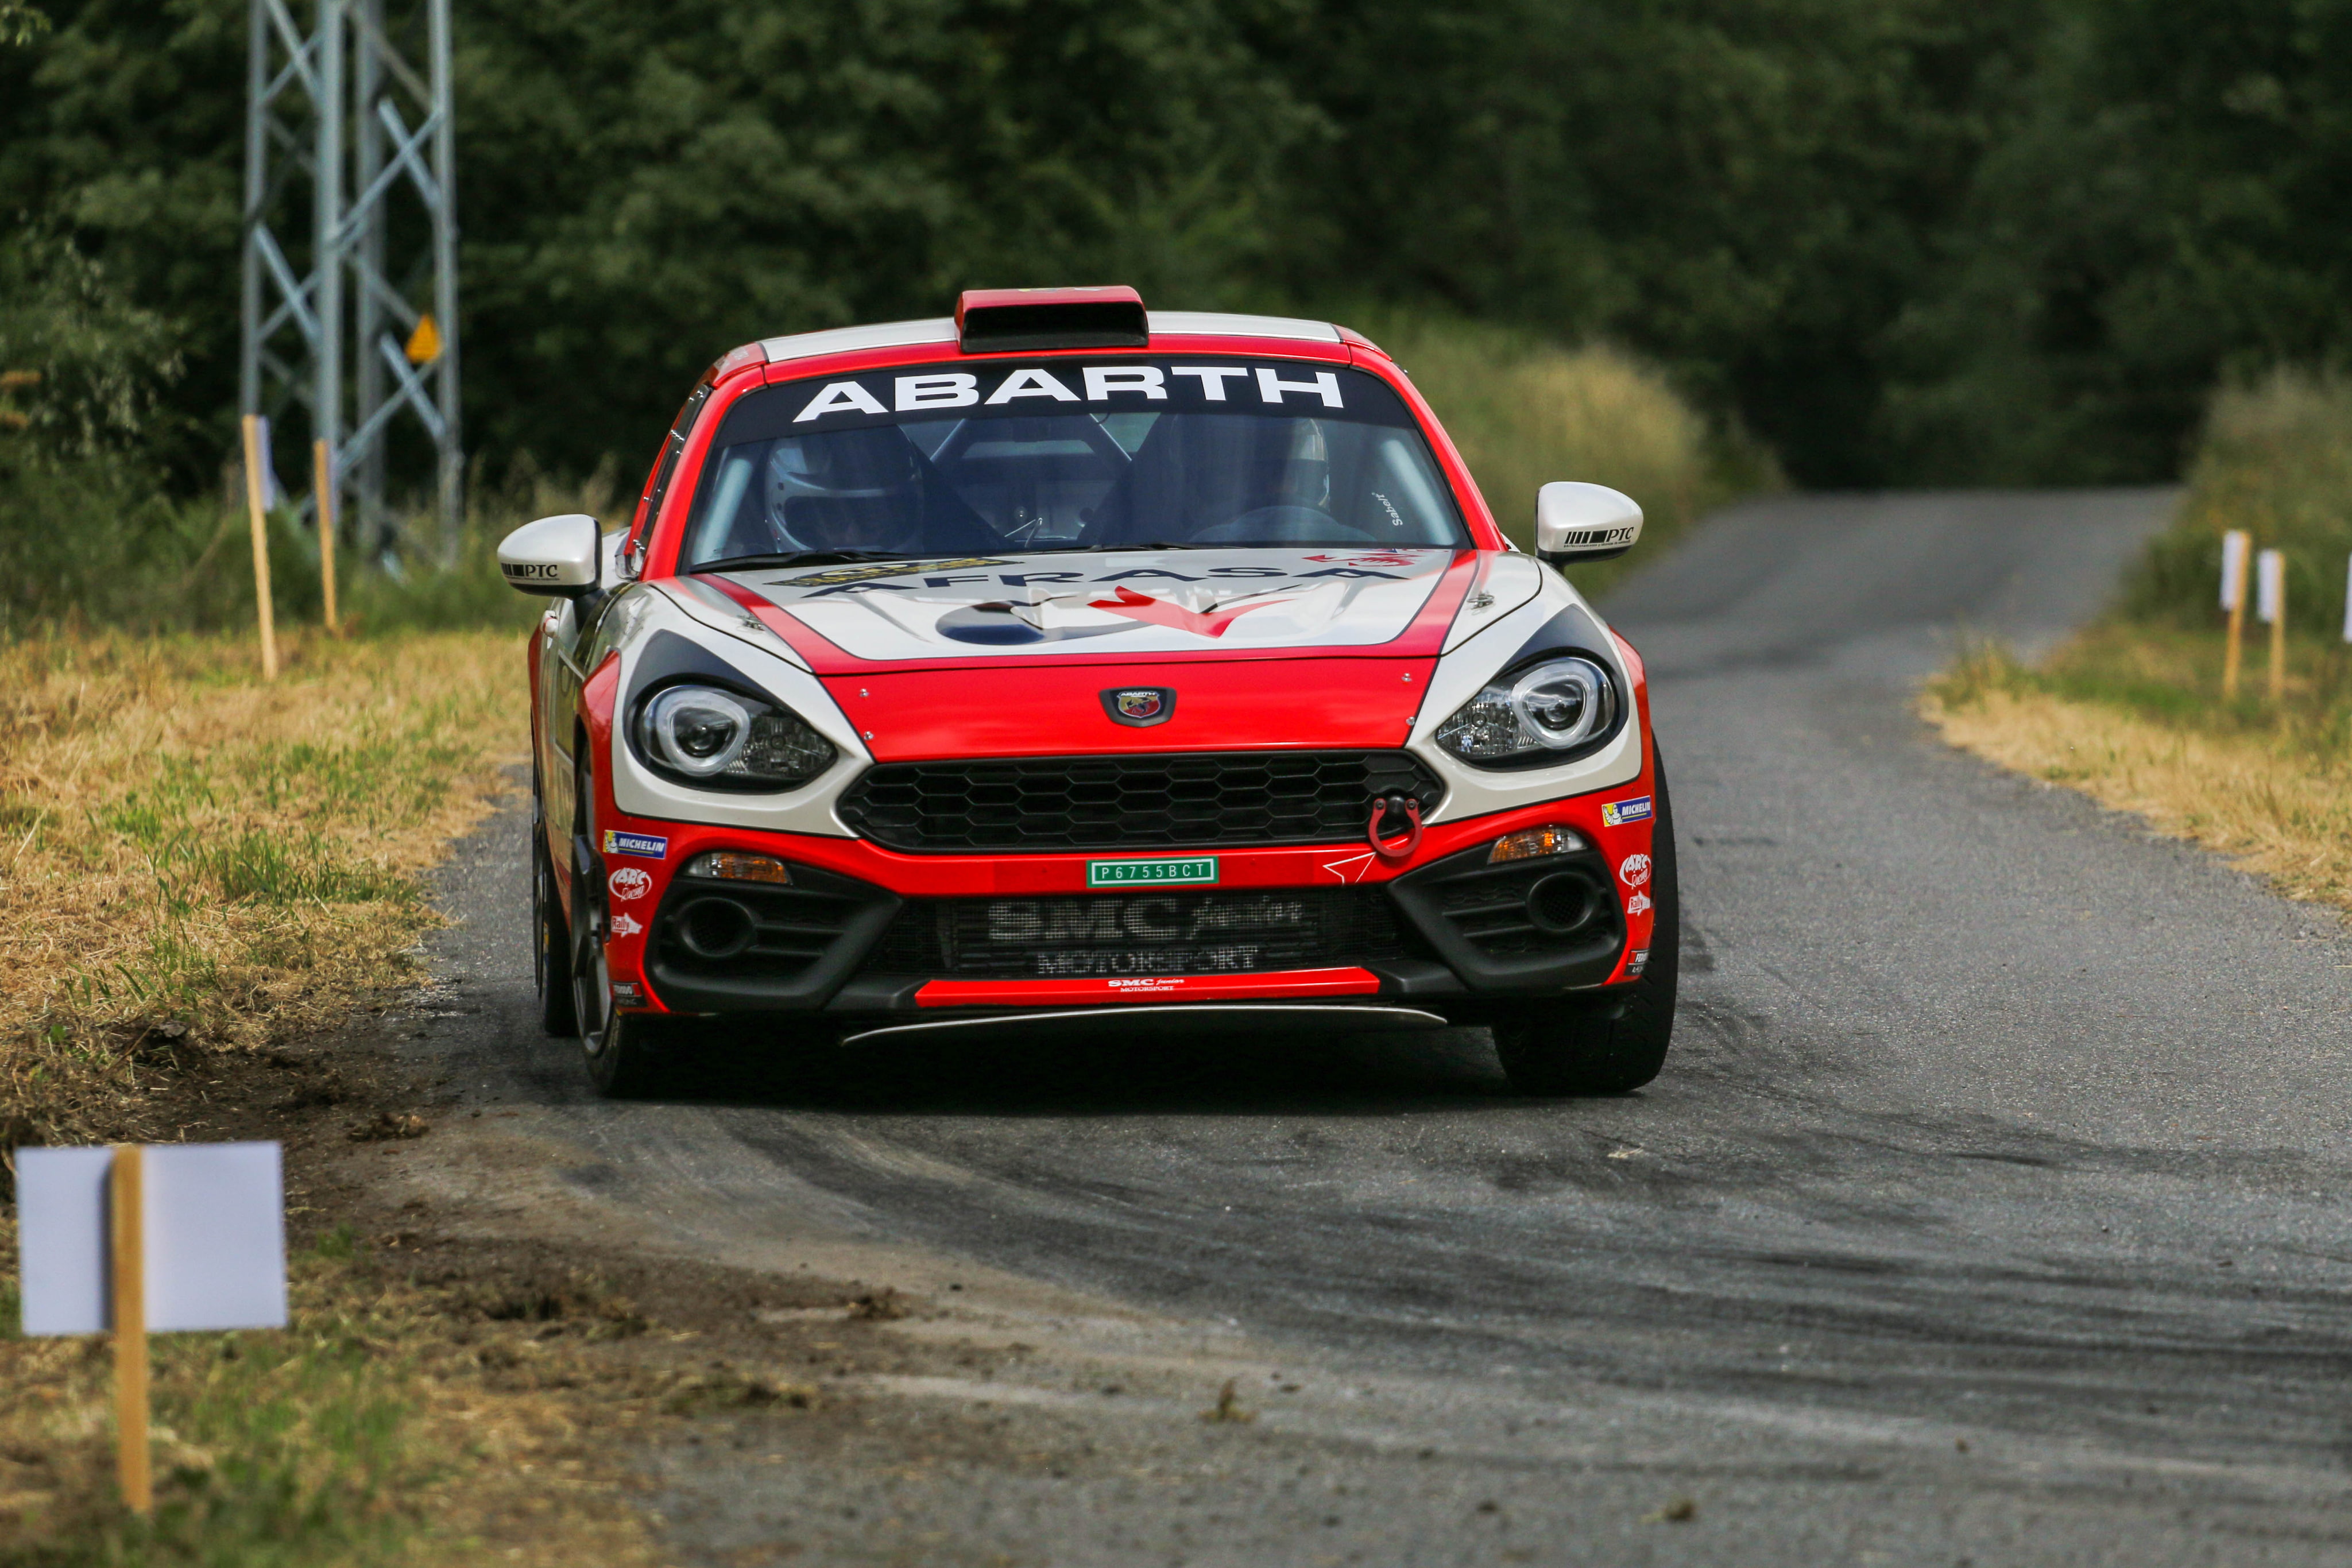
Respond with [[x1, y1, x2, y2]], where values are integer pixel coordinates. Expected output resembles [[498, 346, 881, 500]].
[[1601, 796, 1654, 827], [608, 867, 652, 900], [602, 830, 669, 860], [1618, 853, 1651, 889]]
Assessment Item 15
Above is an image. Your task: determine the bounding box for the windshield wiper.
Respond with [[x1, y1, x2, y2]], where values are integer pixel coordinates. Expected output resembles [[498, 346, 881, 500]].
[[694, 549, 915, 573]]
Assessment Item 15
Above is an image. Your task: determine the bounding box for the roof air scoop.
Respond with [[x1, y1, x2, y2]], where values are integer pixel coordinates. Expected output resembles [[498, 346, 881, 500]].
[[956, 286, 1148, 354]]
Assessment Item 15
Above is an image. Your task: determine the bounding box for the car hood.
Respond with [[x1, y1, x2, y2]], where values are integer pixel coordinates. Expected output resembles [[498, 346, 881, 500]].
[[709, 547, 1463, 665]]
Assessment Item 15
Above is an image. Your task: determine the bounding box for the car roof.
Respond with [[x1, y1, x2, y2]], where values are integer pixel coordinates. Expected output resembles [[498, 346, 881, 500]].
[[751, 311, 1345, 367]]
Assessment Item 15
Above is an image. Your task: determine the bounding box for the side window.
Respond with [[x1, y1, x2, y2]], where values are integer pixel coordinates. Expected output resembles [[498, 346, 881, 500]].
[[632, 383, 715, 542]]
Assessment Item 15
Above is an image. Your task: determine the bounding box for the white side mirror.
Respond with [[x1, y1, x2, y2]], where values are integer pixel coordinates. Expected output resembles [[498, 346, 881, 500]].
[[498, 514, 602, 597], [1534, 482, 1643, 564]]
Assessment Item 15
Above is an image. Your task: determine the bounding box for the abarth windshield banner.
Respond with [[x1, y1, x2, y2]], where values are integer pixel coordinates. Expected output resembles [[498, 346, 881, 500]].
[[715, 547, 1459, 661], [719, 359, 1420, 442]]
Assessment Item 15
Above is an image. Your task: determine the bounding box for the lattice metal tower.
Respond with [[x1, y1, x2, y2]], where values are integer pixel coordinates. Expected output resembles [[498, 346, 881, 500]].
[[239, 0, 459, 555]]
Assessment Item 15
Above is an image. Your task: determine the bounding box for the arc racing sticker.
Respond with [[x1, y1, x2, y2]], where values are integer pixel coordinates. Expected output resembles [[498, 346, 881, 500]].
[[1601, 795, 1654, 827], [1618, 853, 1651, 889], [602, 830, 668, 860], [608, 867, 653, 900]]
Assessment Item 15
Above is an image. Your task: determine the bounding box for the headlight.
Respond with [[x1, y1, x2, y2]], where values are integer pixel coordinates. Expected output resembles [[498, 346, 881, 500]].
[[633, 683, 837, 790], [1434, 654, 1621, 768]]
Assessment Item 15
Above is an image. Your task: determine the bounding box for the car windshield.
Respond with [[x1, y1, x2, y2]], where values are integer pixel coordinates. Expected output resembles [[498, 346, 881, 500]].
[[680, 357, 1469, 567]]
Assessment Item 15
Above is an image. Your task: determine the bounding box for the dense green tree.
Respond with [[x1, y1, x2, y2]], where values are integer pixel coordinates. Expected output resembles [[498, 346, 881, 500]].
[[1270, 0, 2047, 485], [1886, 0, 2352, 482], [10, 0, 2352, 496]]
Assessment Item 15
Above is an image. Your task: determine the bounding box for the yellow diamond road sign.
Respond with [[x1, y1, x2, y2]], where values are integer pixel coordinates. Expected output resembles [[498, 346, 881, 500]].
[[404, 314, 442, 366]]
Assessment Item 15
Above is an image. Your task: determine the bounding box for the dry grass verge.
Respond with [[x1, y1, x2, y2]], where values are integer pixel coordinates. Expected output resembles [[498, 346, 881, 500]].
[[0, 628, 525, 1152], [0, 628, 973, 1567], [1924, 631, 2352, 913]]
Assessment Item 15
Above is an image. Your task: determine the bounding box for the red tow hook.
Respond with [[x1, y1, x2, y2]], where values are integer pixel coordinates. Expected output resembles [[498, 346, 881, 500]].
[[1368, 794, 1423, 862]]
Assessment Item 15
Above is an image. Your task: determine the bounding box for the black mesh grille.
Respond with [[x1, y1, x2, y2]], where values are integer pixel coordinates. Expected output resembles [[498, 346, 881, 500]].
[[836, 751, 1445, 853], [861, 888, 1414, 979], [651, 878, 870, 981], [1426, 861, 1615, 958]]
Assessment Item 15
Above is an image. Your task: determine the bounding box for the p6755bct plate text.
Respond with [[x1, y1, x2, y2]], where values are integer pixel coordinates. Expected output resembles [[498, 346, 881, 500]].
[[1086, 855, 1218, 889]]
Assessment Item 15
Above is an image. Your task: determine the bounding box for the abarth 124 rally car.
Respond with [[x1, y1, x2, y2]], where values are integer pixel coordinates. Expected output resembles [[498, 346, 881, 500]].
[[499, 287, 1677, 1097]]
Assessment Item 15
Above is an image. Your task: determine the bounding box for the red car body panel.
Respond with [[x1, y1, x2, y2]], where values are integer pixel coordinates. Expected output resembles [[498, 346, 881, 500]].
[[819, 657, 1436, 762]]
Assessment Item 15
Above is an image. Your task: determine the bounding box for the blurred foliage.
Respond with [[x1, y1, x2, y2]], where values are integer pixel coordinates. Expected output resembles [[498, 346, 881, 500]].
[[1357, 312, 1780, 592], [9, 1, 2352, 525], [2124, 369, 2352, 637]]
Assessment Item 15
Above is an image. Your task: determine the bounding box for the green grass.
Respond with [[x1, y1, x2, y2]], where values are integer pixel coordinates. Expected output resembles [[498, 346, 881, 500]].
[[0, 446, 609, 640], [1, 1237, 438, 1568]]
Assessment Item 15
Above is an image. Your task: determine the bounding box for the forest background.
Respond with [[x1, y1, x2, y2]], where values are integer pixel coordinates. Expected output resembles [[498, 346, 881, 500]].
[[5, 0, 2350, 599]]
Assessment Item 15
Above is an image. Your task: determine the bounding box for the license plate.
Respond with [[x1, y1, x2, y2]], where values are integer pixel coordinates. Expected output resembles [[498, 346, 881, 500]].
[[1085, 855, 1218, 889]]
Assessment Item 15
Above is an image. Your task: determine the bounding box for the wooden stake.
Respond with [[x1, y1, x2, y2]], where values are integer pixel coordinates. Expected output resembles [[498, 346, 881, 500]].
[[110, 1144, 150, 1516], [239, 415, 280, 680], [2224, 594, 2245, 699], [312, 438, 339, 636]]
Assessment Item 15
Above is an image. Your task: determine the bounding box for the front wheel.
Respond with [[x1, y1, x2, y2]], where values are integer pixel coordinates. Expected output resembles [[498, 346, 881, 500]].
[[1493, 746, 1680, 1095], [532, 800, 578, 1037], [572, 760, 668, 1098]]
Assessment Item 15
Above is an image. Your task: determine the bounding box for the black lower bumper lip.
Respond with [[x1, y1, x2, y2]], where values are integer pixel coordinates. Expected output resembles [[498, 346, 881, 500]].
[[640, 844, 1626, 1015], [836, 1002, 1450, 1047]]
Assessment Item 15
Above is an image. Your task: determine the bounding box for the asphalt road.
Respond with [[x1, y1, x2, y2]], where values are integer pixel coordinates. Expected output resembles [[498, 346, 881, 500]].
[[406, 485, 2352, 1565]]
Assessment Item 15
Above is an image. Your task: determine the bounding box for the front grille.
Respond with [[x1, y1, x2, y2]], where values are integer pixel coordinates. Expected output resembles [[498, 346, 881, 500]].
[[860, 887, 1414, 978], [836, 750, 1446, 853]]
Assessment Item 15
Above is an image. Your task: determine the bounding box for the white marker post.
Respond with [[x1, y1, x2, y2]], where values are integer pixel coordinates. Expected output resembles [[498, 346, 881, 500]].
[[2221, 529, 2252, 698], [2341, 553, 2352, 646], [2257, 547, 2287, 703], [16, 1143, 288, 1515]]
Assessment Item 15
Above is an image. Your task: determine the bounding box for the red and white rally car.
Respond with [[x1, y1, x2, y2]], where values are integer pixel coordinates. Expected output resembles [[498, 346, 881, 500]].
[[499, 288, 1677, 1097]]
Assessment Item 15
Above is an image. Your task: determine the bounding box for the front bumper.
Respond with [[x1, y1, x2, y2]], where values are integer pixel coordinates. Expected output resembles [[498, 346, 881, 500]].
[[586, 780, 1659, 1028]]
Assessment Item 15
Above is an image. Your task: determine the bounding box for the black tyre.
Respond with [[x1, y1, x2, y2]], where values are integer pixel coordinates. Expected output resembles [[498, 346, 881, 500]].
[[571, 759, 669, 1098], [1493, 745, 1680, 1095], [532, 794, 579, 1037]]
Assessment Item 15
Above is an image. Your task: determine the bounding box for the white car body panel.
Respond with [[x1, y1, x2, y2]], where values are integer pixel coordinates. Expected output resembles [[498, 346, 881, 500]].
[[753, 312, 1341, 369], [722, 548, 1456, 661], [1411, 570, 1643, 821], [604, 590, 867, 837]]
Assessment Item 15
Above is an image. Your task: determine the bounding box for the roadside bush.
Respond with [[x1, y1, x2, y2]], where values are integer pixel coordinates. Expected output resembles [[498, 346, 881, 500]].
[[2124, 369, 2352, 634], [1352, 314, 1780, 593]]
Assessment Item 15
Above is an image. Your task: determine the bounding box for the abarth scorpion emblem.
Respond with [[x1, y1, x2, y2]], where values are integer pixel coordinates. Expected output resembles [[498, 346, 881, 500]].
[[1101, 687, 1176, 726]]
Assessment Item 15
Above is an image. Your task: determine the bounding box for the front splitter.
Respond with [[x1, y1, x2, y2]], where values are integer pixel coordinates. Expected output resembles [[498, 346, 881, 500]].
[[837, 1002, 1449, 1048]]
